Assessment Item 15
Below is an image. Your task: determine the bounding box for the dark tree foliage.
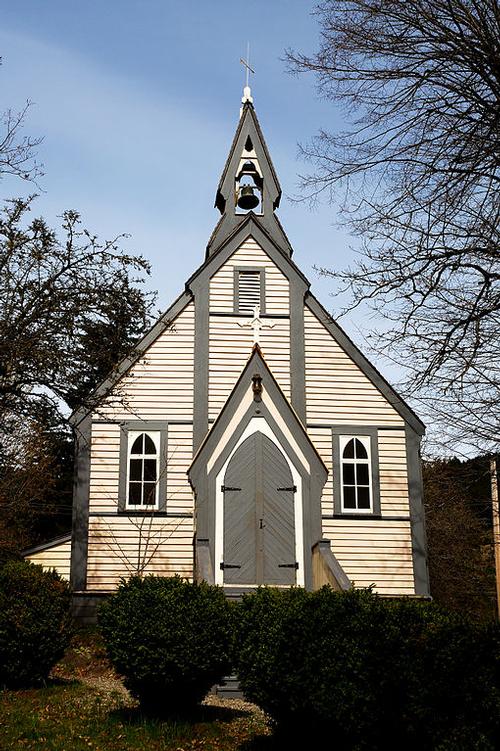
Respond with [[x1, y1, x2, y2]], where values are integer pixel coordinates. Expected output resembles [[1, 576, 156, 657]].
[[0, 196, 154, 422], [0, 196, 155, 553], [235, 587, 500, 748], [100, 576, 233, 715], [287, 1, 500, 451], [423, 453, 498, 620], [0, 560, 72, 688]]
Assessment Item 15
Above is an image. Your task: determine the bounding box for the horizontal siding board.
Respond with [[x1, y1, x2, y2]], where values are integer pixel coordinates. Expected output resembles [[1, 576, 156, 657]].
[[322, 518, 414, 594], [208, 314, 290, 421], [25, 540, 72, 580], [304, 307, 404, 426], [95, 302, 195, 421], [87, 516, 193, 590]]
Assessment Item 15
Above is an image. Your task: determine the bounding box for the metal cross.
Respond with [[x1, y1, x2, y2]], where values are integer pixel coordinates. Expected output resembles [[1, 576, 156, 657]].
[[237, 305, 275, 346], [240, 42, 255, 88]]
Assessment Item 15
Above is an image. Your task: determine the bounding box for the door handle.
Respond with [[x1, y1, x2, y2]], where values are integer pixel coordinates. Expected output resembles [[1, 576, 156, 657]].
[[259, 518, 265, 529]]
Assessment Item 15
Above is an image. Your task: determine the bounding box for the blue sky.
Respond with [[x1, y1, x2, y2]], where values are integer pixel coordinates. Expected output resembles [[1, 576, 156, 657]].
[[0, 1, 375, 345]]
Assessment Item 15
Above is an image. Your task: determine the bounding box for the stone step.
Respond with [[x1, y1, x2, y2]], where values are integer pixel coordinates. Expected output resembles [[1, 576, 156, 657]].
[[212, 674, 243, 699]]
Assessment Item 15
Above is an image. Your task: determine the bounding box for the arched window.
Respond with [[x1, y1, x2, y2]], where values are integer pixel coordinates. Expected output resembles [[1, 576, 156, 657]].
[[340, 436, 372, 512], [126, 431, 160, 509]]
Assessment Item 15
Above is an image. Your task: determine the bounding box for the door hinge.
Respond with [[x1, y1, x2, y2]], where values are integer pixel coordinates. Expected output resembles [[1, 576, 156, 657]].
[[277, 485, 297, 493], [221, 485, 241, 492], [220, 562, 241, 570], [278, 562, 299, 569]]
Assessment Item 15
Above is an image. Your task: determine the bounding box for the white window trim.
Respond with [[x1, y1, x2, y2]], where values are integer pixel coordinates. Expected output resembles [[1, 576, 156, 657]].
[[339, 435, 373, 514], [125, 430, 161, 511]]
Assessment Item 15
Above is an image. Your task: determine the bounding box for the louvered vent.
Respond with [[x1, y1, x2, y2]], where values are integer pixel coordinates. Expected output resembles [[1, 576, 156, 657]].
[[237, 270, 261, 314]]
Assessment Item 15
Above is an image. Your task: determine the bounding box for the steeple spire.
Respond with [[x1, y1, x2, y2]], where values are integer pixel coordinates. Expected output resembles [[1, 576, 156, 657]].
[[206, 85, 292, 259]]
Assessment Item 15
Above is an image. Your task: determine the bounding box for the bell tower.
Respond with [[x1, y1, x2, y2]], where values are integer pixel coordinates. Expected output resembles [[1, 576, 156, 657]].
[[207, 87, 292, 258]]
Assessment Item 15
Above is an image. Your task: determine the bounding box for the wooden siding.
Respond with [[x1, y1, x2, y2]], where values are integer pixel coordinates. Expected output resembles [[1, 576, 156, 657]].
[[307, 426, 334, 516], [25, 539, 71, 580], [323, 518, 415, 594], [96, 302, 195, 421], [87, 516, 193, 591], [304, 306, 404, 426], [166, 424, 195, 515], [378, 430, 410, 516], [209, 237, 289, 315], [89, 423, 194, 515], [89, 423, 120, 514], [208, 238, 291, 421]]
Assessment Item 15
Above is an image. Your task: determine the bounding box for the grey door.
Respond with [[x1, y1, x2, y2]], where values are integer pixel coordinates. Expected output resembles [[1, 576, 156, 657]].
[[222, 431, 296, 585]]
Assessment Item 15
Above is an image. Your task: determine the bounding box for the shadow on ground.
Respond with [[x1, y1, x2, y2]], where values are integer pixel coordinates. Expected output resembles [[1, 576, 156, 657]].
[[111, 702, 250, 726]]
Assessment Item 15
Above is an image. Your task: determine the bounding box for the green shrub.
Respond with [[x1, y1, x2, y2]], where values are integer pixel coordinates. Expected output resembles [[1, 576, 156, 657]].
[[99, 575, 233, 714], [0, 560, 72, 688], [234, 586, 500, 749]]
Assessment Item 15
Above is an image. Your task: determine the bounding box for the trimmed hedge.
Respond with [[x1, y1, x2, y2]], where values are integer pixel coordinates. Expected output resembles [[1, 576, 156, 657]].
[[0, 560, 73, 688], [234, 586, 500, 749], [99, 575, 233, 714]]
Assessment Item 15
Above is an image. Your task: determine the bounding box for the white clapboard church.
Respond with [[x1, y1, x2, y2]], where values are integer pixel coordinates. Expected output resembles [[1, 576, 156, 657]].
[[25, 86, 429, 621]]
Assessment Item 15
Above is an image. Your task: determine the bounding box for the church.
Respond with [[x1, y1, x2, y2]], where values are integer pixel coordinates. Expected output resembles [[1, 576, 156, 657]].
[[25, 86, 429, 621]]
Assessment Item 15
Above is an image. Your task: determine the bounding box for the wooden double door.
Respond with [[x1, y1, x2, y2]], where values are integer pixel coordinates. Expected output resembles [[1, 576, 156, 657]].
[[222, 431, 297, 585]]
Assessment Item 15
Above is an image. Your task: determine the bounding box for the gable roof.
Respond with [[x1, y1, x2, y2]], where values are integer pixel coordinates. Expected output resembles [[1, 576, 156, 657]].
[[189, 344, 328, 478], [70, 212, 425, 435]]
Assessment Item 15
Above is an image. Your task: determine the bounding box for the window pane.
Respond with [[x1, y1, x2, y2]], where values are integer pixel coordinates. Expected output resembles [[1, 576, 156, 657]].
[[143, 482, 156, 505], [343, 486, 356, 509], [343, 439, 355, 459], [143, 459, 157, 481], [358, 486, 371, 509], [356, 463, 369, 486], [342, 463, 355, 485], [144, 434, 156, 455], [128, 482, 142, 505], [129, 459, 142, 481], [131, 434, 144, 454], [355, 439, 368, 459]]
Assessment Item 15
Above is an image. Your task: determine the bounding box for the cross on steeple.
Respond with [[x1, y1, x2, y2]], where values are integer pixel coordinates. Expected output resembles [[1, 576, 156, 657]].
[[237, 305, 275, 346], [240, 42, 254, 108], [240, 43, 255, 88]]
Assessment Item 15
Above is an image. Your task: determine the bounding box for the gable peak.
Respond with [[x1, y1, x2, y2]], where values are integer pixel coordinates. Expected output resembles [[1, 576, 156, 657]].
[[208, 95, 292, 258]]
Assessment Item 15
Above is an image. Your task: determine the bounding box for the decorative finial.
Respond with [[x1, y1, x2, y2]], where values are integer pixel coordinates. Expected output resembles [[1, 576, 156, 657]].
[[240, 42, 255, 114]]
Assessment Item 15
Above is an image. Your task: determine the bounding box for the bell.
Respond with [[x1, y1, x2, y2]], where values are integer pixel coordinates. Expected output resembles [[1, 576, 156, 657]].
[[237, 185, 260, 210]]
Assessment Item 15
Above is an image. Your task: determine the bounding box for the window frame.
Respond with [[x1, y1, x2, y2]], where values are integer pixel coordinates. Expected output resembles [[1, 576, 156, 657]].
[[126, 430, 161, 511], [118, 421, 168, 513], [332, 427, 381, 516], [339, 435, 373, 514], [233, 266, 266, 315]]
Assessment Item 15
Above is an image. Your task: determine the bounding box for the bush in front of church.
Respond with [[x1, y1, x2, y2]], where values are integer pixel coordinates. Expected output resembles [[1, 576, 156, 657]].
[[0, 560, 73, 688], [234, 586, 500, 748], [99, 575, 233, 714]]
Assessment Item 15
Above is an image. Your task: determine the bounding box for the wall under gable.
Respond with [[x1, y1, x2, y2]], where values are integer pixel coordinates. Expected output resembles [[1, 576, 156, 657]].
[[304, 305, 404, 426], [208, 237, 291, 421], [96, 301, 195, 421]]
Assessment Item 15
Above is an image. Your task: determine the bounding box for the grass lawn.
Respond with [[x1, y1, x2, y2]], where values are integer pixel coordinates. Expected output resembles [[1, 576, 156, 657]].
[[0, 631, 273, 751]]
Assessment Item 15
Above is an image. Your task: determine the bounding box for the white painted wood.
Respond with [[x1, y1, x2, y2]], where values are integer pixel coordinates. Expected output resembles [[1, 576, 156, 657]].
[[96, 302, 195, 421], [87, 516, 193, 590], [304, 306, 404, 426], [322, 518, 414, 594], [25, 540, 72, 580]]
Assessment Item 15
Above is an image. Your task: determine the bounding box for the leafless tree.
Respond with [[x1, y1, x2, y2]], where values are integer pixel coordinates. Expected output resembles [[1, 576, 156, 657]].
[[287, 1, 500, 451], [0, 57, 42, 185]]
